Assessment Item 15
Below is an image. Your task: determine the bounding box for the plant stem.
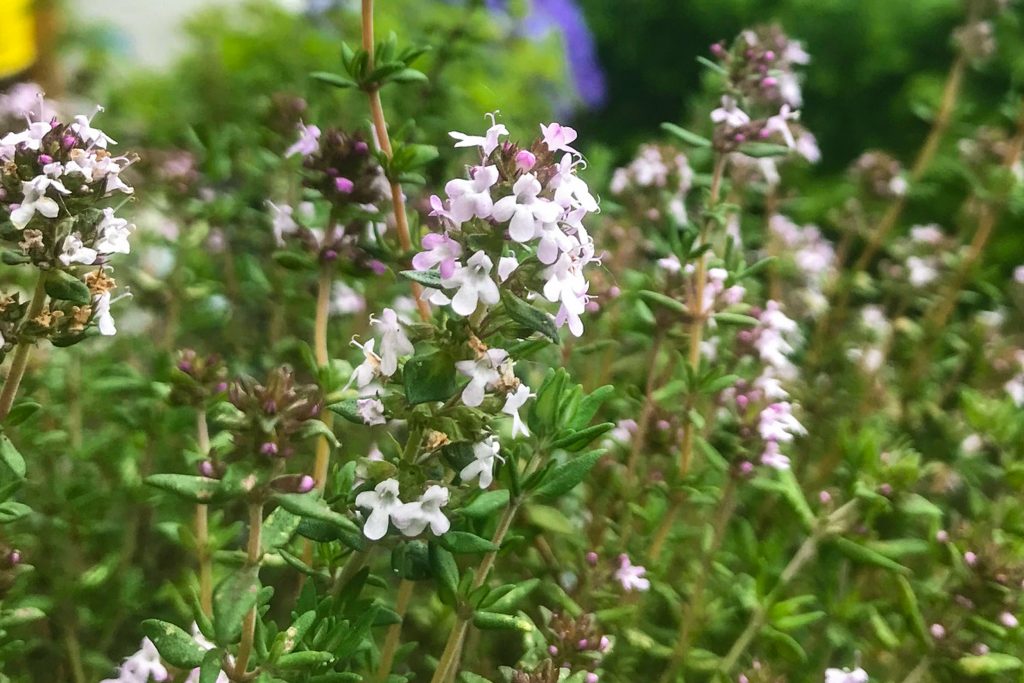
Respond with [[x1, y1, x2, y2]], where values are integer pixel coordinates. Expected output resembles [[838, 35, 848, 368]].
[[678, 154, 726, 476], [233, 502, 264, 680], [660, 477, 738, 683], [361, 0, 430, 322], [430, 500, 520, 683], [624, 332, 666, 481], [0, 273, 48, 422], [375, 578, 415, 682], [900, 657, 930, 683], [196, 410, 213, 616]]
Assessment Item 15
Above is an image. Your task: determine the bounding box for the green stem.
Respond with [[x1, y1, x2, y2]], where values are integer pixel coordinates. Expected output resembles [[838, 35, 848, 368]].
[[0, 273, 48, 422], [232, 502, 263, 680], [375, 578, 415, 682], [196, 410, 213, 616]]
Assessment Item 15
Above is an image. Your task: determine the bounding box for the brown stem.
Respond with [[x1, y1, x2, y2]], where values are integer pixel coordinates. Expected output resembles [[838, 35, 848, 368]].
[[361, 0, 430, 322], [0, 273, 47, 422], [375, 579, 415, 682], [624, 333, 666, 480], [233, 502, 264, 680], [196, 410, 213, 615]]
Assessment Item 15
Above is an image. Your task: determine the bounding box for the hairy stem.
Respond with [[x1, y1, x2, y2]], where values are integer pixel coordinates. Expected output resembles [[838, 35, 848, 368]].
[[233, 502, 264, 680], [0, 273, 48, 422], [375, 578, 415, 683], [361, 0, 430, 322]]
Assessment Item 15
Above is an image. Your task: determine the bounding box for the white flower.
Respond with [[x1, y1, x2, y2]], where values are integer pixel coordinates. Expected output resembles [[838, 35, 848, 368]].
[[764, 104, 799, 149], [441, 250, 500, 317], [93, 291, 117, 336], [445, 165, 499, 225], [906, 256, 938, 288], [285, 122, 321, 158], [0, 120, 51, 151], [497, 255, 519, 282], [331, 282, 366, 316], [761, 441, 791, 470], [356, 398, 387, 426], [711, 96, 750, 129], [540, 122, 579, 154], [58, 233, 97, 266], [370, 308, 414, 376], [536, 221, 578, 265], [758, 402, 806, 443], [391, 485, 450, 537], [101, 637, 169, 683], [502, 384, 534, 438], [615, 554, 650, 592], [549, 153, 598, 213], [71, 111, 117, 148], [657, 255, 682, 273], [492, 173, 563, 243], [460, 436, 504, 488], [542, 252, 590, 336], [348, 338, 382, 389], [455, 348, 508, 407], [355, 478, 403, 540], [184, 624, 230, 683], [10, 175, 69, 229], [824, 667, 868, 683], [449, 115, 508, 157], [267, 201, 300, 245], [95, 208, 134, 255]]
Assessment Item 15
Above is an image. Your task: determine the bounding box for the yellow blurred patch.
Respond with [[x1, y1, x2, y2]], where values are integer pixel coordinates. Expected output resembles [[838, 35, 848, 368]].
[[0, 0, 37, 79]]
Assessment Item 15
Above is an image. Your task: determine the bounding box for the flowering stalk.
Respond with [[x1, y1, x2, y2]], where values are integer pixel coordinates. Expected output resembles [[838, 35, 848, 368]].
[[361, 0, 431, 322], [0, 273, 47, 421], [195, 410, 213, 616], [374, 578, 414, 683], [231, 502, 263, 681]]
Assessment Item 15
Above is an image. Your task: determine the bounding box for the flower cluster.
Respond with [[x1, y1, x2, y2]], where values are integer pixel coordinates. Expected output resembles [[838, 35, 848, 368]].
[[417, 115, 600, 336], [767, 214, 836, 316], [0, 102, 136, 343]]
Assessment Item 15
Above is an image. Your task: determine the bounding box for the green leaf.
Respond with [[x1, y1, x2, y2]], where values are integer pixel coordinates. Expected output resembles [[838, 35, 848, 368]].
[[328, 399, 364, 425], [567, 385, 614, 431], [213, 565, 261, 645], [472, 611, 533, 632], [4, 401, 41, 427], [198, 650, 224, 683], [501, 291, 559, 343], [391, 541, 432, 581], [549, 423, 614, 452], [0, 501, 31, 524], [310, 71, 358, 89], [0, 606, 45, 627], [525, 504, 574, 535], [277, 651, 336, 669], [44, 270, 90, 304], [390, 68, 429, 84], [661, 122, 712, 148], [958, 653, 1023, 675], [145, 474, 222, 504], [0, 436, 26, 479], [429, 543, 459, 606], [273, 494, 364, 550], [736, 142, 792, 158], [712, 312, 760, 326], [399, 269, 442, 288], [896, 574, 931, 646], [637, 290, 686, 314], [532, 450, 604, 499], [438, 531, 498, 554], [830, 537, 911, 575], [142, 619, 207, 668], [460, 490, 510, 519], [404, 351, 457, 405], [480, 578, 539, 614], [261, 507, 301, 554]]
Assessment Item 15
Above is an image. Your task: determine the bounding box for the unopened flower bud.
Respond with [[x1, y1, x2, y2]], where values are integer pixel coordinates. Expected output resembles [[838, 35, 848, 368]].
[[585, 551, 599, 566], [260, 442, 279, 456], [515, 150, 537, 172], [936, 529, 949, 543], [198, 460, 216, 478], [585, 673, 598, 683], [354, 140, 369, 154], [298, 475, 316, 493], [38, 154, 53, 164], [335, 177, 355, 194], [964, 551, 977, 566], [930, 623, 946, 639], [599, 635, 610, 651], [548, 645, 558, 656], [578, 639, 588, 650]]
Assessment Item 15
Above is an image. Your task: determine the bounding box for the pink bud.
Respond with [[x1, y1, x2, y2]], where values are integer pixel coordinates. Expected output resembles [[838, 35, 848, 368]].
[[585, 674, 598, 683], [38, 154, 53, 164], [736, 394, 749, 409], [354, 140, 369, 154], [739, 461, 755, 475], [936, 530, 949, 543], [930, 623, 946, 639], [8, 550, 21, 566], [335, 177, 355, 193], [764, 50, 776, 61], [198, 460, 216, 478], [369, 260, 388, 275], [578, 639, 588, 650], [298, 475, 316, 493], [548, 645, 558, 656], [599, 636, 610, 652], [761, 76, 778, 88], [323, 249, 339, 262], [710, 43, 726, 57], [656, 419, 671, 431], [608, 286, 621, 298], [260, 442, 279, 456], [585, 551, 599, 566], [734, 133, 746, 143], [1000, 612, 1019, 628], [515, 150, 537, 172], [818, 490, 832, 504], [965, 551, 977, 566]]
